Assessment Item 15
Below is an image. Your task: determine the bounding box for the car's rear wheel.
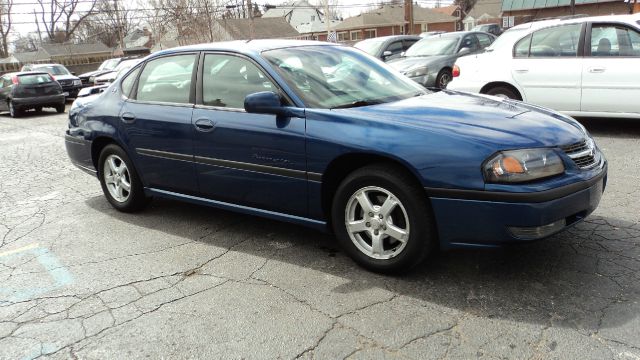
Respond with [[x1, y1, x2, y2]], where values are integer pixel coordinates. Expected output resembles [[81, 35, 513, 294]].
[[98, 144, 148, 212], [8, 101, 21, 118], [436, 69, 452, 89], [331, 164, 436, 273], [485, 86, 519, 100], [55, 104, 65, 113]]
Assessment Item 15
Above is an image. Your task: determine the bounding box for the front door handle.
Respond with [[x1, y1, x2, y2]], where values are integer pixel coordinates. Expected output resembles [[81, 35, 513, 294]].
[[588, 67, 606, 73], [514, 69, 529, 73], [120, 112, 136, 123], [194, 118, 216, 132]]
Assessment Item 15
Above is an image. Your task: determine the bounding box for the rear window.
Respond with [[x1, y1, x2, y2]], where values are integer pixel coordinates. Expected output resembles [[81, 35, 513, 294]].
[[18, 73, 53, 85]]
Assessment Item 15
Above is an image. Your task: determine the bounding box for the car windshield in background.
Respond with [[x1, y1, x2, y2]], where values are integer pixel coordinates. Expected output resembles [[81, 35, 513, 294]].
[[100, 58, 120, 71], [404, 37, 460, 56], [116, 60, 141, 77], [36, 65, 70, 75], [354, 38, 385, 55], [18, 73, 53, 85], [262, 46, 426, 109]]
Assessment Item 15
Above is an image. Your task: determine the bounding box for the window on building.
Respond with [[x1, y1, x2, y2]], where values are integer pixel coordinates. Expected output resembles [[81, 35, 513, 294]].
[[350, 31, 363, 41], [337, 32, 347, 41], [364, 29, 377, 39]]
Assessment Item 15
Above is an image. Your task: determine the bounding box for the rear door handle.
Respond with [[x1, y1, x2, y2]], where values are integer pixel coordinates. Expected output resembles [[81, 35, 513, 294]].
[[120, 112, 136, 123], [514, 69, 529, 73], [194, 118, 216, 132], [588, 67, 606, 73]]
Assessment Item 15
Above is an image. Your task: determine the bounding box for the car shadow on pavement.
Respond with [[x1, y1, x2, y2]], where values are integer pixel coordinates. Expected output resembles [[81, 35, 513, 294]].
[[85, 195, 639, 331], [0, 110, 62, 118], [578, 117, 640, 138]]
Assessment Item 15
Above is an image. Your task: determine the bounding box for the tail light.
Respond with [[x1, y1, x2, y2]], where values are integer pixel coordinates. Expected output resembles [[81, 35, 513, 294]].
[[452, 65, 460, 78], [11, 75, 19, 85]]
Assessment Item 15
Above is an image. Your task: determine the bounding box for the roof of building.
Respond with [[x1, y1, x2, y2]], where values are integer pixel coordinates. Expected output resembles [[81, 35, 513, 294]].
[[502, 0, 620, 11], [296, 19, 343, 33], [262, 0, 323, 19], [335, 5, 458, 31], [466, 0, 503, 19], [215, 17, 300, 40], [11, 51, 39, 63], [40, 42, 110, 57], [432, 5, 461, 16]]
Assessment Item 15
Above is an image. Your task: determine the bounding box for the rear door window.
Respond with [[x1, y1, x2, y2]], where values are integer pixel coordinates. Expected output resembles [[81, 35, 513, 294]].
[[475, 33, 494, 49], [589, 24, 640, 57]]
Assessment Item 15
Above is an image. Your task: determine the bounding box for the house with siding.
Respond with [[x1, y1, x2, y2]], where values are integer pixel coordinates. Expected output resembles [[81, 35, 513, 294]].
[[333, 5, 458, 43], [463, 0, 504, 30], [262, 0, 329, 29]]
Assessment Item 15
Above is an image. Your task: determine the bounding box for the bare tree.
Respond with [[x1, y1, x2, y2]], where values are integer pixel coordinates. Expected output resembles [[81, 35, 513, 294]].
[[76, 0, 139, 47], [36, 0, 98, 43], [13, 33, 40, 53], [0, 0, 12, 57]]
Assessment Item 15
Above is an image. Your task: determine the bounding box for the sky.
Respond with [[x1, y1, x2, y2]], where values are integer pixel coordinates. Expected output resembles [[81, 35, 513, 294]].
[[8, 0, 453, 39]]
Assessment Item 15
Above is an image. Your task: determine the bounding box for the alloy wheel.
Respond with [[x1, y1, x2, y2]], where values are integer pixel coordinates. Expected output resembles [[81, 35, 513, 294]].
[[344, 186, 410, 260], [103, 154, 132, 203]]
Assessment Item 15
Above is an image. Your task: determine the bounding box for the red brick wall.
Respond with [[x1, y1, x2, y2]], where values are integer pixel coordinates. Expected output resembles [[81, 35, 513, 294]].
[[426, 22, 457, 32]]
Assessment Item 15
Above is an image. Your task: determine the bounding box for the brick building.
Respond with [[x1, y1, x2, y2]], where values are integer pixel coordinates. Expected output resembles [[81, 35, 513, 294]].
[[501, 0, 633, 28]]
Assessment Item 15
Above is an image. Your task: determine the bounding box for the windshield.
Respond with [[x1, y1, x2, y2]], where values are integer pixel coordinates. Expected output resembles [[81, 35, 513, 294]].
[[35, 65, 70, 75], [262, 46, 426, 109], [99, 58, 120, 71], [405, 37, 460, 56], [354, 38, 385, 55], [487, 28, 527, 51]]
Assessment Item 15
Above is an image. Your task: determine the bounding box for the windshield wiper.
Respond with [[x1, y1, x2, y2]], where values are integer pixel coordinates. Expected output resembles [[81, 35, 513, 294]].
[[331, 99, 384, 109]]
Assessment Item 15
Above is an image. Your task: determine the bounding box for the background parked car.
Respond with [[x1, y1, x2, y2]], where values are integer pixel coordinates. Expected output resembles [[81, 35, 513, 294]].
[[93, 59, 141, 85], [420, 31, 446, 37], [78, 58, 122, 87], [21, 63, 82, 98], [472, 23, 503, 36], [0, 72, 65, 117], [387, 31, 496, 88], [354, 35, 422, 62], [448, 14, 640, 119]]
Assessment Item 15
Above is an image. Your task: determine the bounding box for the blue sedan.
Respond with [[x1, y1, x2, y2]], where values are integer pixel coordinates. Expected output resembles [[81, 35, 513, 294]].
[[65, 40, 606, 273]]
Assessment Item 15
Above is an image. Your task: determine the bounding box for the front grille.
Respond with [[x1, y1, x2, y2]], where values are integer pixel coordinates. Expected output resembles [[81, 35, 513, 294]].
[[57, 79, 72, 86], [561, 139, 598, 169]]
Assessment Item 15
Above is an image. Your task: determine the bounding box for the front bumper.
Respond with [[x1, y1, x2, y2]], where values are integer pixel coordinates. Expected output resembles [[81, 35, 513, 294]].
[[428, 165, 607, 249], [408, 72, 438, 88], [61, 85, 82, 98]]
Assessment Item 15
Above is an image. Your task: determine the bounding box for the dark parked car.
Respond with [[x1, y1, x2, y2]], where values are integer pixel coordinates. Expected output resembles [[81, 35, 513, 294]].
[[472, 23, 503, 36], [354, 35, 422, 61], [388, 31, 496, 88], [21, 63, 82, 98], [78, 58, 122, 87], [65, 40, 606, 273], [0, 72, 65, 117]]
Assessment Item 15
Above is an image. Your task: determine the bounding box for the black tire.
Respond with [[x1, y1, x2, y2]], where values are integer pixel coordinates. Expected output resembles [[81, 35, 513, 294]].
[[331, 163, 437, 273], [35, 106, 43, 113], [8, 101, 21, 118], [485, 86, 520, 100], [55, 104, 65, 113], [98, 144, 149, 212], [435, 69, 452, 89]]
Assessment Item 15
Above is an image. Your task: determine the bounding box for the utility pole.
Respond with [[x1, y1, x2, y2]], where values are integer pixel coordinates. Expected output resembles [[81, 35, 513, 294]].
[[33, 9, 42, 44], [404, 0, 414, 34], [247, 0, 254, 39], [325, 0, 330, 40], [570, 0, 575, 15], [114, 0, 124, 52]]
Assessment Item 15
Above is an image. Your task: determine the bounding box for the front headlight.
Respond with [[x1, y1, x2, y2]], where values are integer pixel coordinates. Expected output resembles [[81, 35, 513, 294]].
[[89, 76, 95, 82], [73, 79, 82, 86], [405, 66, 428, 78], [483, 148, 565, 183]]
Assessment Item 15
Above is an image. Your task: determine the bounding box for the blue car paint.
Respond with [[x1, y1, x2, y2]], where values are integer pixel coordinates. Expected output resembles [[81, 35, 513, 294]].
[[64, 40, 607, 249]]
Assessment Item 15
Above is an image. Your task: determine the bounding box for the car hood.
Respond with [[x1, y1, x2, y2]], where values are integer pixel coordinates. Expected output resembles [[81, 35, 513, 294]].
[[96, 71, 116, 80], [333, 90, 586, 149], [387, 55, 449, 72], [79, 69, 112, 78], [53, 74, 80, 81]]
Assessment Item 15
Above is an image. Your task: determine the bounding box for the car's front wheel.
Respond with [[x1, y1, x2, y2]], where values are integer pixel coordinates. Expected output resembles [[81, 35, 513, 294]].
[[331, 164, 436, 273], [98, 144, 148, 212], [485, 86, 519, 100], [436, 69, 452, 89]]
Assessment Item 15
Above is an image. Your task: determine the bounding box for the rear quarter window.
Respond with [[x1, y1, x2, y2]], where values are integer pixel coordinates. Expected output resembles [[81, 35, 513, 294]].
[[18, 74, 53, 85]]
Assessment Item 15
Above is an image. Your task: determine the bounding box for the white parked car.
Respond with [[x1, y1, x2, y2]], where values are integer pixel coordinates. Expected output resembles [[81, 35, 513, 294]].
[[447, 14, 640, 119], [93, 59, 141, 85]]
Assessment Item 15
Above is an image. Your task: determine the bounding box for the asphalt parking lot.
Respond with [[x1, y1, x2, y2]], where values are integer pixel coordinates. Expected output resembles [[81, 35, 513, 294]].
[[0, 106, 639, 359]]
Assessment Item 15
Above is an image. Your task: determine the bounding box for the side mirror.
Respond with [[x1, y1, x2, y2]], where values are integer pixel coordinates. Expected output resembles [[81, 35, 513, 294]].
[[382, 50, 393, 58], [71, 72, 76, 76], [458, 47, 472, 56], [244, 91, 303, 118]]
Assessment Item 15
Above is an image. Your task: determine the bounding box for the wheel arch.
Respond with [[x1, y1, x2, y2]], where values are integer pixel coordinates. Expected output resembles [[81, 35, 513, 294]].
[[91, 136, 124, 173], [480, 81, 523, 101], [320, 152, 428, 226]]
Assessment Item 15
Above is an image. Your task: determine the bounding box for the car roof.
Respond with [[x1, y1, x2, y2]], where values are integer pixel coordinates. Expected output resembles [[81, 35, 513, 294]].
[[2, 71, 52, 77], [29, 63, 66, 67], [153, 39, 339, 58]]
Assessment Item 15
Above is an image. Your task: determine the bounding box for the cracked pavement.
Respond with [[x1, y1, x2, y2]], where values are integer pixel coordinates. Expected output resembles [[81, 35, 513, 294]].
[[0, 108, 639, 359]]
